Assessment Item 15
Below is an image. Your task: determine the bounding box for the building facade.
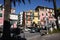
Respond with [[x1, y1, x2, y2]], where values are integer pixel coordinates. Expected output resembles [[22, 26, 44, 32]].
[[25, 10, 34, 27], [0, 4, 4, 28], [35, 6, 56, 27], [0, 4, 17, 28], [18, 6, 56, 28], [18, 12, 23, 26], [33, 11, 40, 25]]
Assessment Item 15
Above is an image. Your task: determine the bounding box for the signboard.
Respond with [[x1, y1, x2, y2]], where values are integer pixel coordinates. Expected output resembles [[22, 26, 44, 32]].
[[10, 14, 18, 20]]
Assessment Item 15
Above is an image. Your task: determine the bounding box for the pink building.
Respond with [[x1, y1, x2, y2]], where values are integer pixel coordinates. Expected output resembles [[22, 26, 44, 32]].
[[0, 4, 17, 28], [0, 4, 4, 28], [35, 6, 56, 26]]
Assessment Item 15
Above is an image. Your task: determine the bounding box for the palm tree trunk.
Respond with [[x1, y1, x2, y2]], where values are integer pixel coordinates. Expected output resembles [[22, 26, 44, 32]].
[[3, 0, 11, 39], [4, 0, 11, 21], [53, 0, 59, 29]]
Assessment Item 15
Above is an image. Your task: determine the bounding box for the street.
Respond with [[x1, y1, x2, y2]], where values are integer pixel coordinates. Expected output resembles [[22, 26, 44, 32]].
[[19, 32, 60, 40], [0, 31, 60, 40]]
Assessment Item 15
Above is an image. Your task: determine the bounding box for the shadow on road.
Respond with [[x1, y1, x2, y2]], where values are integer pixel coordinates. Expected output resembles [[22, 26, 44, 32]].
[[0, 36, 27, 40]]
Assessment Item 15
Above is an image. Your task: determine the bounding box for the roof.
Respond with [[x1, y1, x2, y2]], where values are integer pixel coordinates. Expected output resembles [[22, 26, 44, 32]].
[[35, 6, 54, 11]]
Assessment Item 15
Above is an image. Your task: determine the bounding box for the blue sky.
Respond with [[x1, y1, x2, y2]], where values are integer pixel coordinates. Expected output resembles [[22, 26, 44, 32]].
[[0, 0, 60, 14]]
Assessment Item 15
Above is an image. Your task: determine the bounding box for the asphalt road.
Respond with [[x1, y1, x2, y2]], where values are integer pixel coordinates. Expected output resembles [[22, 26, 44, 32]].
[[42, 33, 60, 40], [0, 32, 60, 40], [20, 32, 40, 38], [20, 32, 60, 40]]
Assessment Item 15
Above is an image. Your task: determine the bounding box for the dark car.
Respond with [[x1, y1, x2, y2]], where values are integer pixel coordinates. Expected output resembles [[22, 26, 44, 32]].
[[30, 28, 35, 33], [30, 27, 39, 33]]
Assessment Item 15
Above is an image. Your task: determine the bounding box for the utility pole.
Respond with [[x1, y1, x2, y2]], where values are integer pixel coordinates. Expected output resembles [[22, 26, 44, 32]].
[[22, 12, 25, 38]]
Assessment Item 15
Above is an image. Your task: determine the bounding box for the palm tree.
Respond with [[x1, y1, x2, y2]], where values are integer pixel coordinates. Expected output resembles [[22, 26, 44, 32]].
[[44, 0, 59, 28], [4, 0, 30, 21], [3, 0, 30, 39]]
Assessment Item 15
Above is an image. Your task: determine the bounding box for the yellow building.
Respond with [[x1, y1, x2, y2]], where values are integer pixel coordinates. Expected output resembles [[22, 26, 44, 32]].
[[33, 11, 39, 25]]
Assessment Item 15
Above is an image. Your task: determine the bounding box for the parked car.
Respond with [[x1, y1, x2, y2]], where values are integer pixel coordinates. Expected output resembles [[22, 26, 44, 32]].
[[24, 28, 31, 32], [30, 27, 39, 33], [30, 28, 36, 33]]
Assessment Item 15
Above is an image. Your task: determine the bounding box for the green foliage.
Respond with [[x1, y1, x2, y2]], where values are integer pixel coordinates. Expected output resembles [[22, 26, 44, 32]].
[[48, 28, 60, 34], [57, 8, 60, 12], [10, 0, 31, 6]]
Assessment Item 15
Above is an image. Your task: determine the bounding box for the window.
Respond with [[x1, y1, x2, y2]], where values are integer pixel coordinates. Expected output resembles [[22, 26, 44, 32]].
[[26, 21, 28, 23], [0, 7, 2, 10], [40, 8, 44, 11], [10, 21, 15, 25], [43, 17, 45, 20], [47, 9, 49, 11], [0, 8, 1, 10], [42, 13, 44, 16], [46, 13, 48, 16], [0, 13, 2, 17]]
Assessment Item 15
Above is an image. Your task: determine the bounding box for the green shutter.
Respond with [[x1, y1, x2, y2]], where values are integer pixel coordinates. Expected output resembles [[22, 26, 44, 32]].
[[0, 13, 2, 17]]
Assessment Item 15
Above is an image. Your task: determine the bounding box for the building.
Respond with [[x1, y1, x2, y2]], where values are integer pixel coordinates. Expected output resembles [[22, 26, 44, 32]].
[[25, 10, 34, 27], [35, 6, 56, 27], [18, 12, 23, 26], [0, 4, 17, 28], [10, 14, 18, 28], [33, 11, 40, 26], [18, 6, 56, 28], [0, 4, 4, 28]]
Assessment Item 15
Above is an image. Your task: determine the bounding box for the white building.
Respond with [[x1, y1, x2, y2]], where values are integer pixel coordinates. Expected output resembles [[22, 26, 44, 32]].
[[19, 12, 23, 25]]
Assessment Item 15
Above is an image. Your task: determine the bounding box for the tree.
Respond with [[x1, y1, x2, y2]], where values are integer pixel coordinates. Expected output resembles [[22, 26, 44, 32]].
[[3, 0, 30, 39], [56, 8, 60, 17]]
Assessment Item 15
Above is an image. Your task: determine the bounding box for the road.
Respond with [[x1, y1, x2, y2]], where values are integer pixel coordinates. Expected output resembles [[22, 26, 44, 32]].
[[0, 32, 60, 40], [20, 32, 60, 40], [20, 32, 40, 39], [42, 33, 60, 40]]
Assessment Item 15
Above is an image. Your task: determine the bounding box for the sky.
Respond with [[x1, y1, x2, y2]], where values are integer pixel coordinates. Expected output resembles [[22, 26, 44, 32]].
[[0, 0, 60, 14]]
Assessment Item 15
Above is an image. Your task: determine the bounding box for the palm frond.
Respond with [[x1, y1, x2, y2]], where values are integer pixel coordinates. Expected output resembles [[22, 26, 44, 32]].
[[11, 0, 16, 6], [45, 0, 52, 2], [13, 0, 16, 6], [22, 0, 25, 4], [28, 0, 31, 4], [17, 0, 21, 3], [17, 0, 21, 5], [10, 0, 13, 3], [10, 0, 31, 6]]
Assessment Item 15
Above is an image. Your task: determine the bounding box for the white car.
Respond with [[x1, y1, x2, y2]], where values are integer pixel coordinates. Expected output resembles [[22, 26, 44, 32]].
[[25, 28, 31, 32]]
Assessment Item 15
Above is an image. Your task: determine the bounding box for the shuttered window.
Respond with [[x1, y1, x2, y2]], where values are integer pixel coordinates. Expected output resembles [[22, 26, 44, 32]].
[[0, 13, 2, 17]]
